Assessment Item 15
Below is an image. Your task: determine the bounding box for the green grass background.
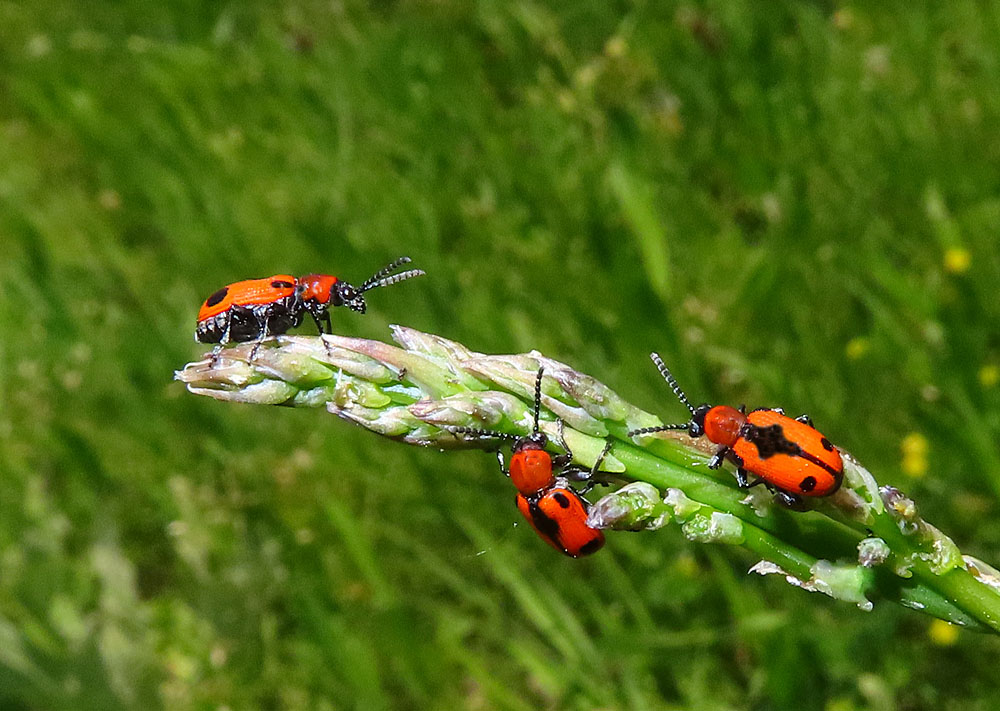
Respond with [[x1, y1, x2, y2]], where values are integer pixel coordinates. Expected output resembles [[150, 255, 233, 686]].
[[2, 1, 1000, 709]]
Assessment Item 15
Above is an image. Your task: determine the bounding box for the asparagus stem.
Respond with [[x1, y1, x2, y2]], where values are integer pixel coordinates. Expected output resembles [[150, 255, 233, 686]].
[[175, 329, 1000, 634]]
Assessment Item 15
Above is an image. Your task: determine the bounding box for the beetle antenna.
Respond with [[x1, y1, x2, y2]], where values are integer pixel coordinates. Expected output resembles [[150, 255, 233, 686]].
[[626, 424, 690, 437], [358, 256, 425, 293], [447, 426, 518, 443], [650, 352, 696, 415], [532, 367, 544, 434]]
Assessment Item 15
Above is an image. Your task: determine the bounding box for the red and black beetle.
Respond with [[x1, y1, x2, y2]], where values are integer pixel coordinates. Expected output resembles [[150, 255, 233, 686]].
[[629, 353, 843, 508], [195, 256, 424, 356], [451, 368, 611, 557]]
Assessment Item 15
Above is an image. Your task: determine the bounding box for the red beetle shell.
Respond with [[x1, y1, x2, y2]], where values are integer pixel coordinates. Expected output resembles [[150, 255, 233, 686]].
[[733, 409, 843, 497], [197, 275, 296, 322], [516, 485, 605, 558]]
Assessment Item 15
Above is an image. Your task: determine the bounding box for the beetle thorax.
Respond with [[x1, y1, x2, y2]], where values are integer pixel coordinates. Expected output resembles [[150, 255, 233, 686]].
[[703, 405, 747, 447], [297, 275, 338, 308], [510, 437, 554, 496]]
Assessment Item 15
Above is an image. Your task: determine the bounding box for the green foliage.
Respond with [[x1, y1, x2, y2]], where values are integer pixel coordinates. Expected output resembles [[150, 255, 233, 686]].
[[2, 1, 1000, 709]]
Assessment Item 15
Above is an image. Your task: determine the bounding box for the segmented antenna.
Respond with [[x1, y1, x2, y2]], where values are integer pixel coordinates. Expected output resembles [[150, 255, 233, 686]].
[[448, 369, 545, 444], [626, 423, 690, 437], [650, 352, 695, 414], [358, 256, 426, 294], [447, 426, 517, 442], [532, 367, 543, 434]]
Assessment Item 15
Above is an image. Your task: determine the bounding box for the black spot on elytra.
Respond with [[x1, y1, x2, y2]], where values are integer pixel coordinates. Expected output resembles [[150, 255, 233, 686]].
[[744, 424, 802, 459], [205, 287, 228, 307], [552, 492, 572, 509], [271, 280, 294, 289], [820, 437, 834, 451], [580, 538, 603, 555], [527, 499, 562, 546], [799, 475, 817, 493]]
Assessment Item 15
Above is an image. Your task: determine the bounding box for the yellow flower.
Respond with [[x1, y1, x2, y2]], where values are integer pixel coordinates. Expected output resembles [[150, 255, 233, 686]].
[[900, 433, 928, 478], [929, 619, 959, 646], [979, 365, 999, 388], [845, 337, 869, 360], [943, 247, 971, 274]]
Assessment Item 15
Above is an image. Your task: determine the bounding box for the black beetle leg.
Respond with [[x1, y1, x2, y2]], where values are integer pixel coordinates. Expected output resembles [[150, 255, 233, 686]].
[[210, 314, 235, 368], [774, 490, 807, 510], [591, 439, 613, 475], [795, 413, 814, 427], [707, 446, 730, 470], [564, 437, 614, 486], [577, 440, 614, 495], [322, 312, 334, 355], [551, 420, 573, 469], [307, 311, 334, 356], [248, 306, 272, 361], [496, 450, 508, 478], [578, 478, 613, 496]]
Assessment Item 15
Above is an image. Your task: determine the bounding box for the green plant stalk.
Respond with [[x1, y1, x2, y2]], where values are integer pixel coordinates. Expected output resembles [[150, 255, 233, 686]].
[[176, 328, 1000, 634]]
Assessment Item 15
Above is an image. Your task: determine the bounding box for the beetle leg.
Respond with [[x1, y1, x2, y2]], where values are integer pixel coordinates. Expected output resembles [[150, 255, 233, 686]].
[[551, 420, 573, 469], [795, 413, 814, 427], [707, 446, 730, 470], [219, 313, 233, 346], [209, 314, 234, 368], [296, 307, 331, 356], [772, 407, 784, 415], [591, 439, 613, 476], [774, 490, 807, 510], [734, 467, 752, 488], [209, 344, 223, 367], [249, 340, 264, 361], [306, 311, 334, 354], [578, 478, 613, 495], [567, 438, 614, 482], [248, 309, 270, 362], [496, 450, 508, 478], [314, 312, 334, 356], [320, 312, 335, 355]]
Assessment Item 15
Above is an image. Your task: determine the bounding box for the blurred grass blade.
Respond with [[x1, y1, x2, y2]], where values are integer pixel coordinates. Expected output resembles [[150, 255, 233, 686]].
[[606, 161, 670, 302]]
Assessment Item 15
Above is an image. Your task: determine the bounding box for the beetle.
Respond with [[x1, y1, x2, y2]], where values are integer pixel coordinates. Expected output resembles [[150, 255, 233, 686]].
[[450, 368, 611, 557], [628, 353, 843, 508], [195, 256, 424, 357]]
